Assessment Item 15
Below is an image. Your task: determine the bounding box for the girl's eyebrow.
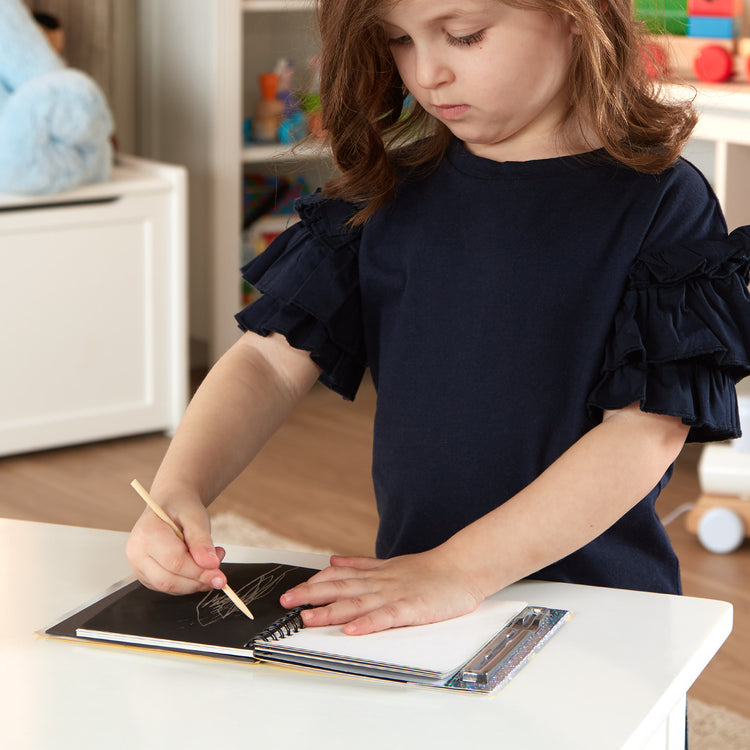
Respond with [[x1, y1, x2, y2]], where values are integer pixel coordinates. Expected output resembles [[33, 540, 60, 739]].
[[381, 7, 484, 27], [430, 11, 480, 23]]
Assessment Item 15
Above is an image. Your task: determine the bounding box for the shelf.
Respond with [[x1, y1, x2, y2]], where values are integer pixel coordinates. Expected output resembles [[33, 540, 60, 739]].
[[242, 0, 313, 11], [242, 141, 330, 163], [668, 82, 750, 114]]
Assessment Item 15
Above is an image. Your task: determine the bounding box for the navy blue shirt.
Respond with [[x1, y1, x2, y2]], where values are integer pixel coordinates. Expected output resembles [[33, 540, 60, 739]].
[[237, 140, 750, 595]]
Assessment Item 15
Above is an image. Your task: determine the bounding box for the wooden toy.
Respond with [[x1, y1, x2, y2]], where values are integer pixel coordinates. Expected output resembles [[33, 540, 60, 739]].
[[252, 72, 283, 143], [687, 441, 750, 553], [685, 494, 749, 553], [637, 0, 750, 82]]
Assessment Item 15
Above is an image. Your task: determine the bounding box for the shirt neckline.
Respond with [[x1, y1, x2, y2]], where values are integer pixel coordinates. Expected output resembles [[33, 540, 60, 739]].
[[445, 138, 612, 179]]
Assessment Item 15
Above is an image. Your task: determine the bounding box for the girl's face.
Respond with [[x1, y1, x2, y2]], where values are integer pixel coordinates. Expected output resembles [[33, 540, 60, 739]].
[[379, 0, 581, 162]]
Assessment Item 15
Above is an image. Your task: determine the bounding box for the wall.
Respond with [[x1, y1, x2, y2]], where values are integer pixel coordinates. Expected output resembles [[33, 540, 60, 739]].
[[23, 0, 137, 153], [136, 0, 224, 365]]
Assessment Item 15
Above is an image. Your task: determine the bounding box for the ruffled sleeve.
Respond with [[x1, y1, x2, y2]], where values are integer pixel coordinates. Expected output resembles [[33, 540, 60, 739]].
[[235, 192, 366, 400], [588, 225, 750, 442]]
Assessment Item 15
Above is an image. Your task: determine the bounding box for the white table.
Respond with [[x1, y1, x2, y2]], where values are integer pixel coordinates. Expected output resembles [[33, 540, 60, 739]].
[[0, 519, 732, 750]]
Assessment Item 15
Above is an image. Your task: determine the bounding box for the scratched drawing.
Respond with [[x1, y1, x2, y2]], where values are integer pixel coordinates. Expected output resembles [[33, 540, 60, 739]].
[[196, 564, 298, 627]]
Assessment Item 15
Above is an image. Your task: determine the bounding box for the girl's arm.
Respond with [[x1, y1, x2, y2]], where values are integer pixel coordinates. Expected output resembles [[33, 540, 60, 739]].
[[126, 331, 321, 594], [280, 403, 689, 634]]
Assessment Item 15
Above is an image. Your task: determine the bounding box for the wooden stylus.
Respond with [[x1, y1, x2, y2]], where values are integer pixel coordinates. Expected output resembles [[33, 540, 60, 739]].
[[130, 479, 254, 620]]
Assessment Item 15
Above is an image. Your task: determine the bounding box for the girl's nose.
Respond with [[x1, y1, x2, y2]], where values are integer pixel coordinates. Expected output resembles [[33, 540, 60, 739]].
[[414, 48, 453, 89]]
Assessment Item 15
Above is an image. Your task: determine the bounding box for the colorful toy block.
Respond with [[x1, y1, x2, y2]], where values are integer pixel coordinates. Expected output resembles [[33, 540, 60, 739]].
[[688, 15, 739, 38], [687, 0, 742, 17], [647, 34, 734, 78], [693, 43, 735, 80], [637, 0, 750, 84], [634, 0, 688, 34]]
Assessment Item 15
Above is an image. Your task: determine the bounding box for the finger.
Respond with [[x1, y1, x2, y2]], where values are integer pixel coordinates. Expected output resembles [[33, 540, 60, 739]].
[[329, 555, 381, 570], [304, 562, 381, 585], [301, 597, 424, 634], [201, 547, 228, 588], [338, 590, 482, 634], [299, 593, 387, 628], [127, 513, 184, 573], [280, 575, 377, 608], [136, 553, 214, 596], [197, 567, 227, 590], [341, 602, 418, 635], [149, 544, 223, 590], [181, 513, 221, 570], [129, 514, 222, 586]]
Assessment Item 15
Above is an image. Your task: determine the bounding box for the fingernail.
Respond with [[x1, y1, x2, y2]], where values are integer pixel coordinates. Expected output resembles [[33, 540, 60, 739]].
[[211, 576, 224, 589]]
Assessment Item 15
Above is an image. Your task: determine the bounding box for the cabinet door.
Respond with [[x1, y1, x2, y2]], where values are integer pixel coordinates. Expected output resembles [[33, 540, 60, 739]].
[[0, 191, 175, 455]]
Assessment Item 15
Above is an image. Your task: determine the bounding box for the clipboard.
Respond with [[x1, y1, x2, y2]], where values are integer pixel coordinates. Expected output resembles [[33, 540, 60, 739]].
[[45, 562, 570, 695]]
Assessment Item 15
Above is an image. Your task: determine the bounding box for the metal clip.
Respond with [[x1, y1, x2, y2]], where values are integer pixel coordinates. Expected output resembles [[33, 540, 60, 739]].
[[458, 607, 543, 686]]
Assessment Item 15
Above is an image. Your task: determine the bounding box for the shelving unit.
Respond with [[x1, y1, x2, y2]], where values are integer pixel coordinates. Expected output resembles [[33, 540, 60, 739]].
[[242, 0, 313, 10], [138, 0, 328, 364], [239, 0, 333, 347]]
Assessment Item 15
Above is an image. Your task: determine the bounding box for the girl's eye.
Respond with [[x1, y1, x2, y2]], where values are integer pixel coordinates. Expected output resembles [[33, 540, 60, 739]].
[[389, 35, 412, 46], [447, 30, 485, 47]]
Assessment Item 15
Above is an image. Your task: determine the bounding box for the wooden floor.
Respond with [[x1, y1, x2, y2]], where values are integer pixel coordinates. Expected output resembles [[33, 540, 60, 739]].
[[1, 374, 748, 718]]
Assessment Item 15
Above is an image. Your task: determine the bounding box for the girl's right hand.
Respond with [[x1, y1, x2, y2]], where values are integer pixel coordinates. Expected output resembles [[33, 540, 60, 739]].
[[126, 495, 227, 595]]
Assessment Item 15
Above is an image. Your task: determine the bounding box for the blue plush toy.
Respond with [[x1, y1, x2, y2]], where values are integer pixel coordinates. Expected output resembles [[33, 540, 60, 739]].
[[0, 0, 113, 195]]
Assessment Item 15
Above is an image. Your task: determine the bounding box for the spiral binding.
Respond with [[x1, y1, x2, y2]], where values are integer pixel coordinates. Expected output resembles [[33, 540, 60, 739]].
[[248, 605, 311, 647]]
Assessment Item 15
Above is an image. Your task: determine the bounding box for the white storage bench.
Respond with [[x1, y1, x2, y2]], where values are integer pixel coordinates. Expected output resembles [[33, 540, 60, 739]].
[[0, 156, 188, 456]]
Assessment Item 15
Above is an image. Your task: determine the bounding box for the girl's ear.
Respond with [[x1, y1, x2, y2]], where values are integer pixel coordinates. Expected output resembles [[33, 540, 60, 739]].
[[569, 0, 607, 34], [569, 15, 583, 35]]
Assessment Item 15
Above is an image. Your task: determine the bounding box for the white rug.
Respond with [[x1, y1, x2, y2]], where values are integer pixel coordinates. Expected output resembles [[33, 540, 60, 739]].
[[689, 699, 750, 750], [210, 511, 332, 554], [209, 511, 750, 747]]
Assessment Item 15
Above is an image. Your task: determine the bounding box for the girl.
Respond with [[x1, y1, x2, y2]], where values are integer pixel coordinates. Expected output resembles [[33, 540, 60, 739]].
[[127, 0, 750, 640]]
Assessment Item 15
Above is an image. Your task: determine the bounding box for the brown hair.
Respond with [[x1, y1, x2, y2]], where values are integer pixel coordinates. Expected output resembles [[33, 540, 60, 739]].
[[316, 0, 697, 225]]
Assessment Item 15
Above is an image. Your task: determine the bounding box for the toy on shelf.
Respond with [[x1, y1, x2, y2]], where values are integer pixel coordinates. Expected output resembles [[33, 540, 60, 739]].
[[636, 0, 750, 83], [249, 59, 307, 145], [301, 55, 325, 140], [0, 0, 114, 195], [275, 58, 307, 145], [246, 57, 324, 146], [252, 72, 284, 143]]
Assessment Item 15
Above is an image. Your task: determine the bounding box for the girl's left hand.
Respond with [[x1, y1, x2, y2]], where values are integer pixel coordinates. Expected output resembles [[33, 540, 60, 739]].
[[279, 548, 487, 635]]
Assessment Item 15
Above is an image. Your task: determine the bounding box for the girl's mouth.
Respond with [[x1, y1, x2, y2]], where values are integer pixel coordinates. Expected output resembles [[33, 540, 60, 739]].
[[433, 104, 470, 120]]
